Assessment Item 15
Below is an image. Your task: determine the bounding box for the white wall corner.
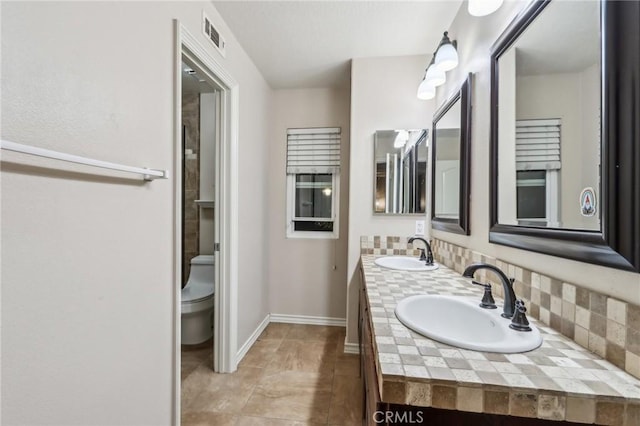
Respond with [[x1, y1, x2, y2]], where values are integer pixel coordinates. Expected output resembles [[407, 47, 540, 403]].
[[235, 314, 270, 365]]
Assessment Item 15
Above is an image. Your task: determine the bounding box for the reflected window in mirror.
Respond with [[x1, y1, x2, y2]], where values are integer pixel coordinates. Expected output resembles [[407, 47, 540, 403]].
[[514, 119, 562, 227], [431, 73, 472, 235], [373, 129, 428, 215], [490, 0, 640, 271], [496, 0, 601, 231]]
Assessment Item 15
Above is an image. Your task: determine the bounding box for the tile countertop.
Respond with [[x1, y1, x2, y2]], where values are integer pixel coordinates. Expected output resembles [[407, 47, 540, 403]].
[[361, 255, 640, 425]]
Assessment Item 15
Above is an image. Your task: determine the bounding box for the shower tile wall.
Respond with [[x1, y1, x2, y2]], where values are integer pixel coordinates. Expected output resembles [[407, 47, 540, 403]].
[[182, 94, 200, 286]]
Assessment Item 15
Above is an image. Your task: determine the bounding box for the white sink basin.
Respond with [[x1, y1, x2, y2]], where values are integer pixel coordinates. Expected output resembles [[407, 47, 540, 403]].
[[374, 256, 439, 271], [395, 295, 542, 353]]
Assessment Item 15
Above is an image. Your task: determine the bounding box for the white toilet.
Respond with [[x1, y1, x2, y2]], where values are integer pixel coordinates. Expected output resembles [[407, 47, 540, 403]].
[[181, 255, 215, 345]]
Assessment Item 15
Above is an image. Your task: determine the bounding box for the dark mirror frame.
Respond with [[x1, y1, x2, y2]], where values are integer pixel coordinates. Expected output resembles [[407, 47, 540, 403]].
[[431, 73, 472, 235], [489, 0, 640, 272]]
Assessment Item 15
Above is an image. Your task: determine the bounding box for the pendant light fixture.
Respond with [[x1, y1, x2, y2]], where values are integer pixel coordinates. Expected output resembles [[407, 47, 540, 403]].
[[468, 0, 504, 17], [416, 31, 458, 100], [425, 54, 446, 87], [434, 32, 459, 71], [417, 76, 436, 100]]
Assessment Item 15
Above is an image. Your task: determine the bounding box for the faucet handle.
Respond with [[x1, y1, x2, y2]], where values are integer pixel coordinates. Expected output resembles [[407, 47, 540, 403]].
[[417, 248, 427, 262], [425, 251, 434, 266], [471, 280, 497, 309], [509, 299, 532, 332]]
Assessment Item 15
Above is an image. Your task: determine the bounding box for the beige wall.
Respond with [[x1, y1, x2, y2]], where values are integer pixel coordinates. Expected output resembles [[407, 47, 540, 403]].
[[346, 56, 435, 343], [1, 1, 271, 424], [432, 2, 640, 308], [268, 88, 350, 320]]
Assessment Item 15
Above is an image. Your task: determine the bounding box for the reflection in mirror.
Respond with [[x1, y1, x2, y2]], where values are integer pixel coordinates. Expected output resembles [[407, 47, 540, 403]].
[[373, 130, 428, 214], [434, 101, 461, 219], [497, 0, 600, 230], [490, 0, 640, 271], [431, 73, 472, 235]]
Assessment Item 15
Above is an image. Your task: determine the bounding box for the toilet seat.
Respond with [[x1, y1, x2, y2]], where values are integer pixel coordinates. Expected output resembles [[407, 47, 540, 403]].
[[181, 255, 215, 345], [182, 282, 214, 304]]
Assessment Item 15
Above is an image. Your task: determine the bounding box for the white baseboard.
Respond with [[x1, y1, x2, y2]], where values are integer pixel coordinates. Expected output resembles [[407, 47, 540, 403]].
[[343, 341, 360, 355], [235, 313, 270, 365], [235, 314, 348, 365], [269, 313, 346, 327]]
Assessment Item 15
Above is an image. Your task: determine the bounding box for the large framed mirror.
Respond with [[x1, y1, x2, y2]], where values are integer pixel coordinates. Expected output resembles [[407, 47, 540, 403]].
[[373, 129, 428, 214], [490, 0, 640, 272], [431, 73, 472, 235]]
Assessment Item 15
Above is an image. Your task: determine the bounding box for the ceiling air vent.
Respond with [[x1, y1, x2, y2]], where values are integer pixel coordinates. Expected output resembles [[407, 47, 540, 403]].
[[202, 11, 226, 58]]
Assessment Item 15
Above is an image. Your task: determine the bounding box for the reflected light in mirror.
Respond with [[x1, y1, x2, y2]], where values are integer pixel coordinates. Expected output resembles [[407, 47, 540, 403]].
[[469, 0, 503, 17], [394, 130, 409, 148]]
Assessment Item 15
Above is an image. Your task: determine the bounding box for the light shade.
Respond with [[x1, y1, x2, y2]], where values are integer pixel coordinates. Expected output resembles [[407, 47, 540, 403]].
[[425, 64, 446, 87], [417, 78, 436, 100], [394, 130, 409, 148], [468, 0, 503, 17], [435, 39, 458, 71]]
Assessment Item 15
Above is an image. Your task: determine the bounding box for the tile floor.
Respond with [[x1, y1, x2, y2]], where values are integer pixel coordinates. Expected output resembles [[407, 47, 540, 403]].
[[181, 323, 363, 426]]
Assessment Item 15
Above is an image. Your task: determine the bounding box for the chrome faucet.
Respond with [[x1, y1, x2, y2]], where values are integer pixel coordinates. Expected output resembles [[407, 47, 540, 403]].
[[463, 263, 516, 319], [407, 237, 434, 265]]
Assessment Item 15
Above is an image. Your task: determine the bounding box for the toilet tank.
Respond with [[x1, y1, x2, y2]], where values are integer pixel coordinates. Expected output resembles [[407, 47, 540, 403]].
[[188, 255, 215, 285]]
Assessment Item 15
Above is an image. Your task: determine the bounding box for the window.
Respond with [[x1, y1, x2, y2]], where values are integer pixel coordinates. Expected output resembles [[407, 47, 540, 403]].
[[517, 170, 547, 224], [515, 119, 560, 227], [286, 127, 341, 238]]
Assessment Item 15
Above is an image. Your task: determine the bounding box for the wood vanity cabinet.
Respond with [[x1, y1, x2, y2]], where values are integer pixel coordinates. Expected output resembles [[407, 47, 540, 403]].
[[359, 266, 383, 425]]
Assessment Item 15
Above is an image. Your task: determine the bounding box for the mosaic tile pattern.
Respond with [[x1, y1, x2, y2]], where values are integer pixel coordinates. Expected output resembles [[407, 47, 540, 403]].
[[359, 235, 423, 257], [432, 238, 640, 380], [359, 244, 640, 424], [360, 236, 640, 380]]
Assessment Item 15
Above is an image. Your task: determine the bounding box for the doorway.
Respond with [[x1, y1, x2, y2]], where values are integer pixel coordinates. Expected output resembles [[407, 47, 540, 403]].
[[174, 20, 240, 424], [179, 58, 218, 374]]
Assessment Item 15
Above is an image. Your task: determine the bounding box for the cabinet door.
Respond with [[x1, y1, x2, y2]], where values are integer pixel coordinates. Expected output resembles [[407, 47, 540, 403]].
[[360, 272, 384, 425]]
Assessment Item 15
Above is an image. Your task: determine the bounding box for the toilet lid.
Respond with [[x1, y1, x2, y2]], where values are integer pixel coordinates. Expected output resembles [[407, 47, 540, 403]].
[[182, 282, 214, 303]]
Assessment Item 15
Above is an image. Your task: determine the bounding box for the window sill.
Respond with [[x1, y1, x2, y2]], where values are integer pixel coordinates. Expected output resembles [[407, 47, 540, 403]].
[[286, 231, 339, 240]]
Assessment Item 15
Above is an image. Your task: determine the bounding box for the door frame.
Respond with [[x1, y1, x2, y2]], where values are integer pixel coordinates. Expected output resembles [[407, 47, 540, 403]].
[[173, 19, 239, 424]]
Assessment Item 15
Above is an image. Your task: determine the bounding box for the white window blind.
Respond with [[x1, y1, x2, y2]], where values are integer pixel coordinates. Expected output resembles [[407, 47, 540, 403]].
[[286, 127, 341, 174], [516, 119, 561, 171]]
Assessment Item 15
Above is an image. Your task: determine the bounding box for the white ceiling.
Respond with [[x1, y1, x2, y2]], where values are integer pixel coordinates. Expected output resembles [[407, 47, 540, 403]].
[[212, 1, 464, 89]]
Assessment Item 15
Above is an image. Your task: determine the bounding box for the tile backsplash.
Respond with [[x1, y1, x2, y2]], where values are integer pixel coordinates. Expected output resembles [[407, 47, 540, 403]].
[[360, 235, 423, 257], [360, 236, 640, 380]]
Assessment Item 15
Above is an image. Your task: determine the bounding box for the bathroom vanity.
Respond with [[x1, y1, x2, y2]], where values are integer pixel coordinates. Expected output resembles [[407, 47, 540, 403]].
[[359, 255, 640, 425]]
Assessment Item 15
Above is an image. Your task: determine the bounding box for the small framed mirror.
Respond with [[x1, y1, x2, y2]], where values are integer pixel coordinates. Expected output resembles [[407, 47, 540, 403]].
[[431, 73, 472, 235], [490, 0, 640, 271], [373, 129, 428, 214]]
